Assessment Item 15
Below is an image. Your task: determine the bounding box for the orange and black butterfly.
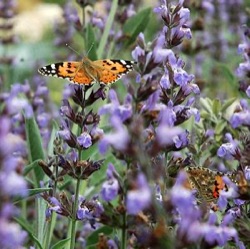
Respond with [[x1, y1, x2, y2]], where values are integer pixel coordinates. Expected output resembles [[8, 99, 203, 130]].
[[38, 56, 136, 85]]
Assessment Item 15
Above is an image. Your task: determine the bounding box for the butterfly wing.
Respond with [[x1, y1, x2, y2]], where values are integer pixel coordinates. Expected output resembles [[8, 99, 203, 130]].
[[38, 62, 95, 85], [92, 59, 136, 85], [186, 167, 225, 202], [38, 59, 136, 85]]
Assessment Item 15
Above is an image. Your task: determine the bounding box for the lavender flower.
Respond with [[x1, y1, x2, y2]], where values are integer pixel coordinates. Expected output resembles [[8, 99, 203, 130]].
[[77, 132, 92, 148], [0, 115, 27, 248], [236, 26, 250, 83], [126, 174, 151, 215], [99, 116, 130, 154], [99, 89, 133, 122], [171, 171, 240, 247], [217, 133, 239, 160], [0, 219, 27, 249], [230, 100, 250, 128], [101, 164, 119, 202]]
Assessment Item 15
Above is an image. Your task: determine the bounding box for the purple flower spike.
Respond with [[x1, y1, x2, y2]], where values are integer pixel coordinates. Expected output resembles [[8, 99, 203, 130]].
[[171, 171, 196, 212], [160, 69, 171, 89], [132, 45, 145, 62], [126, 174, 151, 215], [158, 101, 176, 126], [156, 125, 184, 147], [0, 220, 27, 249], [230, 101, 250, 128], [217, 143, 236, 160], [141, 90, 160, 112], [0, 171, 27, 196], [77, 132, 92, 148], [99, 89, 132, 122], [244, 166, 250, 180], [101, 164, 119, 202], [99, 116, 130, 154], [77, 206, 92, 220]]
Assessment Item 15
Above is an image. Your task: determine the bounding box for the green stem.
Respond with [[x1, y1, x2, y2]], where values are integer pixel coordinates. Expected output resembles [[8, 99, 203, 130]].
[[69, 86, 87, 248], [69, 178, 81, 249], [44, 161, 59, 249], [96, 0, 118, 58], [121, 212, 127, 249]]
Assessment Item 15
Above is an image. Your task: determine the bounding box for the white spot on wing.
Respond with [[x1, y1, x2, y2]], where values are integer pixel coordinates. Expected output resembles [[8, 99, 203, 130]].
[[50, 64, 56, 69]]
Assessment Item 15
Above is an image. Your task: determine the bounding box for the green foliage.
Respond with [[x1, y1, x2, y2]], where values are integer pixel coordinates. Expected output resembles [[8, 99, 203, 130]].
[[13, 188, 52, 203], [85, 24, 98, 60], [25, 117, 45, 186], [123, 7, 152, 47], [86, 226, 113, 247], [15, 217, 43, 249], [51, 238, 71, 249]]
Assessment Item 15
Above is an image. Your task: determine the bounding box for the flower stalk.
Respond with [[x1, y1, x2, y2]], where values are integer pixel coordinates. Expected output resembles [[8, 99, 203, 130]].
[[69, 177, 81, 249]]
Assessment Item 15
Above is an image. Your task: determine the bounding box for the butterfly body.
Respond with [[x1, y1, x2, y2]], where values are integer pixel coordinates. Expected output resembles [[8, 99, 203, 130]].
[[38, 57, 136, 85]]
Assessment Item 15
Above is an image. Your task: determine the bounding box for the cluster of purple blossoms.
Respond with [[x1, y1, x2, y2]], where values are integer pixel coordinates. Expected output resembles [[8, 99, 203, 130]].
[[88, 1, 250, 248], [39, 83, 107, 247], [0, 75, 54, 147], [0, 116, 28, 248], [235, 25, 250, 100], [170, 171, 241, 248], [6, 0, 248, 247], [52, 0, 81, 61], [0, 0, 19, 66], [99, 0, 200, 157]]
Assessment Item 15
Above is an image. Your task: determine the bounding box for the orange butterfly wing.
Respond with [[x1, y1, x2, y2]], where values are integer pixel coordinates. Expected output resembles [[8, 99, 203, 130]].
[[38, 61, 95, 85], [92, 59, 135, 84], [38, 58, 136, 85]]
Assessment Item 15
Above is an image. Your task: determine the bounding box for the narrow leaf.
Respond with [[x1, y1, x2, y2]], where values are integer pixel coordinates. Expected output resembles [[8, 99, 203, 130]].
[[13, 188, 52, 203], [212, 99, 221, 116], [85, 24, 98, 60], [221, 98, 237, 112], [25, 117, 45, 186], [86, 226, 113, 246], [23, 159, 41, 176], [47, 120, 59, 157], [51, 238, 71, 249], [123, 8, 151, 47], [14, 216, 43, 249]]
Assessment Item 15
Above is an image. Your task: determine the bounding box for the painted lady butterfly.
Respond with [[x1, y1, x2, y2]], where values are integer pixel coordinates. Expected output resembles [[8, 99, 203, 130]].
[[38, 57, 136, 85], [185, 166, 239, 203]]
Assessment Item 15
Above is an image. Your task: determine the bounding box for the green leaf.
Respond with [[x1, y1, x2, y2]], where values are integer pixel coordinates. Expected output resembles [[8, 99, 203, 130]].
[[85, 24, 98, 60], [123, 8, 152, 47], [97, 0, 118, 58], [25, 117, 45, 186], [47, 120, 59, 157], [216, 63, 236, 85], [25, 117, 47, 246], [23, 159, 41, 176], [200, 98, 213, 114], [221, 98, 237, 112], [86, 226, 113, 246], [51, 238, 71, 249], [200, 111, 211, 120], [37, 198, 47, 245], [215, 120, 227, 135], [13, 188, 52, 203], [212, 99, 221, 116], [14, 216, 43, 249]]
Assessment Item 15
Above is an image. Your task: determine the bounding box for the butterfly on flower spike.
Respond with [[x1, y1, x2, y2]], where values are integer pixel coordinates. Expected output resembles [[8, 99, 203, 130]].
[[185, 166, 245, 203], [38, 56, 136, 85]]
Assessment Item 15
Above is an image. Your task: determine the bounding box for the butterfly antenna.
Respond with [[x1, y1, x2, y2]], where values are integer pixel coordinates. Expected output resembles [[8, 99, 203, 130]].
[[65, 43, 81, 56], [86, 42, 95, 56]]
